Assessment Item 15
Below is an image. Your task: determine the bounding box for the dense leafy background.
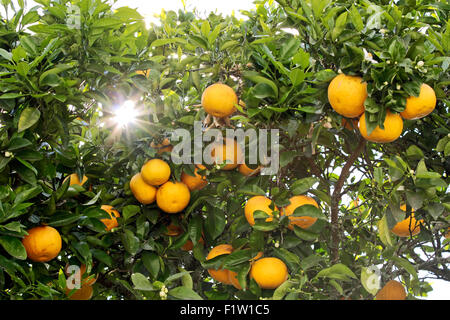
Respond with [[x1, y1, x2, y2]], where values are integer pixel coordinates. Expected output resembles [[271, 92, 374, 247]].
[[0, 0, 448, 300]]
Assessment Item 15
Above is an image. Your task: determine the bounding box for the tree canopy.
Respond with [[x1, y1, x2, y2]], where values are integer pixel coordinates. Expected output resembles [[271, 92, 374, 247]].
[[0, 0, 448, 300]]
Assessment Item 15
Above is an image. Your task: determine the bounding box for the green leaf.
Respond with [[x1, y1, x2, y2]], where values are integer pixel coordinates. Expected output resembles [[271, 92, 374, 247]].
[[122, 205, 140, 221], [289, 69, 306, 86], [188, 214, 202, 244], [426, 203, 444, 219], [14, 185, 42, 205], [47, 211, 81, 227], [131, 273, 155, 291], [377, 215, 394, 246], [7, 137, 32, 151], [82, 190, 102, 206], [349, 5, 364, 32], [0, 236, 27, 260], [316, 263, 357, 281], [142, 252, 160, 279], [204, 207, 226, 240], [151, 38, 187, 47], [272, 279, 294, 300], [0, 48, 12, 61], [331, 11, 348, 41], [391, 256, 418, 280], [292, 225, 320, 241], [279, 38, 301, 61], [122, 229, 140, 255], [243, 71, 278, 97], [236, 184, 266, 196], [405, 145, 424, 160], [291, 177, 319, 195], [291, 204, 326, 220], [168, 286, 203, 300]]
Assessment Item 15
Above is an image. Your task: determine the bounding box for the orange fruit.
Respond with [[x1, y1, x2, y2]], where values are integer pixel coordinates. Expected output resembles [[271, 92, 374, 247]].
[[22, 226, 62, 262], [391, 204, 423, 237], [64, 263, 98, 286], [250, 251, 264, 262], [201, 83, 238, 118], [65, 284, 94, 300], [129, 173, 157, 204], [140, 159, 171, 186], [100, 205, 120, 231], [328, 74, 367, 118], [375, 280, 406, 300], [164, 224, 183, 236], [150, 138, 174, 155], [250, 257, 288, 289], [156, 181, 191, 214], [206, 244, 234, 284], [358, 111, 403, 143], [238, 163, 261, 176], [181, 165, 208, 191], [444, 227, 450, 239], [211, 138, 243, 171], [244, 196, 278, 226], [341, 117, 359, 130], [228, 271, 242, 290], [400, 83, 436, 120], [181, 237, 205, 251], [136, 69, 151, 78], [282, 195, 319, 230], [65, 173, 88, 186]]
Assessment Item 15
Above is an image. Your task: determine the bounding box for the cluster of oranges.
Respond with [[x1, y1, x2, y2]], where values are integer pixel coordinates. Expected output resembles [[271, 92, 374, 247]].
[[244, 194, 320, 230], [205, 244, 288, 290], [328, 73, 436, 143]]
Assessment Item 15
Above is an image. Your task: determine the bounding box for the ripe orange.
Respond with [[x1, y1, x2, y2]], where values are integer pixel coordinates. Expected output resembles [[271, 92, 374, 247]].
[[164, 224, 183, 236], [64, 263, 98, 286], [250, 257, 288, 289], [391, 204, 423, 237], [244, 196, 278, 226], [65, 284, 94, 300], [206, 244, 234, 284], [238, 163, 261, 176], [375, 280, 406, 300], [181, 165, 208, 191], [445, 227, 450, 239], [211, 138, 243, 170], [22, 226, 62, 262], [400, 83, 436, 120], [150, 138, 174, 155], [140, 159, 171, 186], [328, 74, 367, 118], [65, 173, 88, 186], [181, 237, 205, 251], [136, 69, 151, 78], [358, 111, 403, 143], [201, 83, 238, 118], [156, 181, 191, 214], [100, 205, 120, 231], [282, 195, 319, 230], [130, 173, 157, 204], [228, 271, 242, 290]]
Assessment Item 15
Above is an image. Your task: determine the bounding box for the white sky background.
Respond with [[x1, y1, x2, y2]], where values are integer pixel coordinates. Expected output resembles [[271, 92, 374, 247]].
[[1, 0, 448, 300]]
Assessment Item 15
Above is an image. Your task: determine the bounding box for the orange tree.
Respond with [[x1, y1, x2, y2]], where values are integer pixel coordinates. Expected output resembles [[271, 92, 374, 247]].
[[0, 0, 448, 300]]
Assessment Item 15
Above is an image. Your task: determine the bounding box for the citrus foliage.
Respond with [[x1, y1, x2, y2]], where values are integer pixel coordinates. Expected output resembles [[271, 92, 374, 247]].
[[0, 0, 448, 300]]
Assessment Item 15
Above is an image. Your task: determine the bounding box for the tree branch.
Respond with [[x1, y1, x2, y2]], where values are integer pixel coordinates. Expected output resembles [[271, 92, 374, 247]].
[[330, 138, 367, 264]]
